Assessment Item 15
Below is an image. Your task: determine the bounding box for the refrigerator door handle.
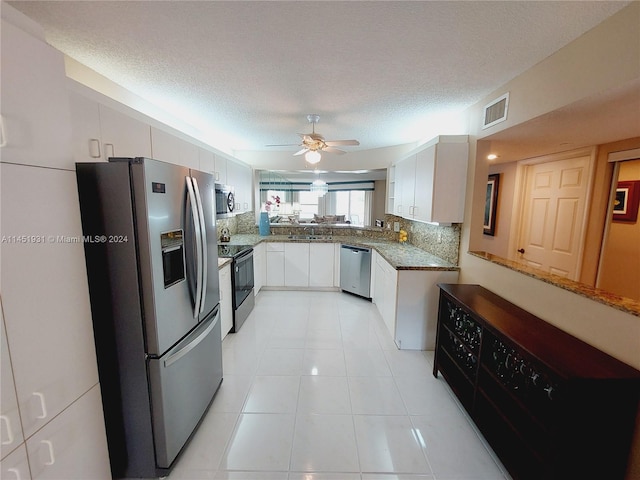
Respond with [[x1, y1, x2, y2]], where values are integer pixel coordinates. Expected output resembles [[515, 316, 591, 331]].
[[186, 176, 204, 318], [191, 176, 208, 315], [163, 313, 217, 368]]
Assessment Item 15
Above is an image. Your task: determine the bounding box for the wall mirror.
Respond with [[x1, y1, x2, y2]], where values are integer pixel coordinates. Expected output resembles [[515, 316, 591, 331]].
[[469, 79, 640, 305]]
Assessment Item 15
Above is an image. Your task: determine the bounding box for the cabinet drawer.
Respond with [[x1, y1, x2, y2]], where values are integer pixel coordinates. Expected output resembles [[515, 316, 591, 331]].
[[441, 298, 481, 355], [439, 325, 478, 381], [481, 332, 561, 424], [437, 348, 475, 413], [266, 242, 284, 252]]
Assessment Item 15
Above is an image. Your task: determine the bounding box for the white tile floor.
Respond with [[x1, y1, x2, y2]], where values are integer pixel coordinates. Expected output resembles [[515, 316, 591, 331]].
[[169, 290, 511, 480]]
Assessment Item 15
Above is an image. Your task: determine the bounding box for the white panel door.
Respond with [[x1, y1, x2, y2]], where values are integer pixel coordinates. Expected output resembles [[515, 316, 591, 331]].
[[25, 385, 110, 480], [265, 243, 285, 287], [0, 19, 73, 170], [0, 164, 99, 438], [518, 155, 591, 279], [309, 243, 334, 287]]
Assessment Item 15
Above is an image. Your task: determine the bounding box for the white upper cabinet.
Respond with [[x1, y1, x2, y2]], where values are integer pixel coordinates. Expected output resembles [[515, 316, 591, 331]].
[[198, 148, 216, 175], [226, 159, 253, 213], [0, 18, 73, 169], [151, 127, 199, 168], [99, 105, 152, 160], [69, 91, 103, 164], [215, 155, 228, 184], [392, 135, 468, 224]]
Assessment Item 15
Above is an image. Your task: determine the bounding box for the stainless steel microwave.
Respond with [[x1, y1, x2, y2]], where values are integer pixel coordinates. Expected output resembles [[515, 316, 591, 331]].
[[215, 183, 235, 218]]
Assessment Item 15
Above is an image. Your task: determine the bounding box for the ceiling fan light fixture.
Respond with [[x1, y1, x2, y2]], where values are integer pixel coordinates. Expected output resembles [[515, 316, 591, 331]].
[[305, 150, 321, 164]]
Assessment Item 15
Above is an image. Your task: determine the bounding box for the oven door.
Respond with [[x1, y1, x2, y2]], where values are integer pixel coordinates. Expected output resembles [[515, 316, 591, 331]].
[[233, 248, 254, 309]]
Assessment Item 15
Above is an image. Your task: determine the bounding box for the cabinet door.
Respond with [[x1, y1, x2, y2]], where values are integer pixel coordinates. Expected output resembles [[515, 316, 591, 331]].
[[215, 155, 227, 184], [413, 145, 436, 222], [265, 243, 285, 287], [1, 164, 99, 439], [25, 385, 110, 480], [68, 91, 103, 164], [395, 155, 416, 218], [227, 160, 252, 213], [219, 264, 233, 340], [431, 142, 469, 223], [151, 127, 199, 168], [99, 104, 151, 160], [1, 444, 31, 480], [199, 148, 216, 176], [309, 244, 334, 287], [284, 243, 310, 287], [253, 242, 266, 295], [0, 19, 73, 170], [382, 260, 398, 339], [1, 307, 24, 460]]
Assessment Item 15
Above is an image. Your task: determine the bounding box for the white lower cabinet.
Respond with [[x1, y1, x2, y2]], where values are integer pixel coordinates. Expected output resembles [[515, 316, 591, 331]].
[[264, 242, 337, 289], [219, 263, 233, 340], [265, 243, 285, 287], [373, 251, 458, 350], [309, 243, 335, 287], [253, 242, 266, 295], [25, 385, 110, 479], [284, 243, 310, 287]]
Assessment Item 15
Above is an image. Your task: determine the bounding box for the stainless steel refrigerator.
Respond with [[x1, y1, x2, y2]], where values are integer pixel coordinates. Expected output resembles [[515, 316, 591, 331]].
[[76, 157, 222, 479]]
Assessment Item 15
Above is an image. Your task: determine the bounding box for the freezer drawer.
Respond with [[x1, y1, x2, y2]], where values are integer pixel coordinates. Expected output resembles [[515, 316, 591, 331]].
[[148, 308, 223, 468], [340, 245, 372, 298]]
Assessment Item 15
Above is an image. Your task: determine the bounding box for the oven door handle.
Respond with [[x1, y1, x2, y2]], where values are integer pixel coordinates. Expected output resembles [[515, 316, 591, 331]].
[[234, 249, 254, 263]]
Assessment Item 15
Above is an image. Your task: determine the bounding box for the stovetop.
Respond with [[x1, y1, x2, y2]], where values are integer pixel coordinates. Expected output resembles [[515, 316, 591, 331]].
[[217, 244, 253, 258]]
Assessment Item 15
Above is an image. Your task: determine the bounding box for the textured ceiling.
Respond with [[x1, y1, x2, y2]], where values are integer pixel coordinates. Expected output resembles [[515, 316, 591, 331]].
[[7, 0, 632, 155]]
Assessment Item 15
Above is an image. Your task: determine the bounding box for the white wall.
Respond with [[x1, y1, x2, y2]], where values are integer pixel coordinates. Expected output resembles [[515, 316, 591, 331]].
[[458, 3, 640, 476]]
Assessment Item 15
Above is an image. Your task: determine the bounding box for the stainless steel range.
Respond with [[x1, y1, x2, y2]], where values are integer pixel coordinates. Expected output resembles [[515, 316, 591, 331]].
[[218, 244, 255, 332]]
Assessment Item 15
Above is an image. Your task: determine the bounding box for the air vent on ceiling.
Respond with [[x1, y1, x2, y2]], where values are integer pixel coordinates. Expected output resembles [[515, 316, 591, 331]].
[[482, 92, 509, 129]]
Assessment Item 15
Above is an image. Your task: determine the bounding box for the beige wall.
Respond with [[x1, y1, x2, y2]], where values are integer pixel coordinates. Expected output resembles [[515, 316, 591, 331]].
[[599, 159, 640, 301], [459, 4, 640, 477]]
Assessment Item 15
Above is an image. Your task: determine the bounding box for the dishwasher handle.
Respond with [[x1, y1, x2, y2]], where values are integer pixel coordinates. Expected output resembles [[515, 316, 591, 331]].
[[341, 245, 371, 254]]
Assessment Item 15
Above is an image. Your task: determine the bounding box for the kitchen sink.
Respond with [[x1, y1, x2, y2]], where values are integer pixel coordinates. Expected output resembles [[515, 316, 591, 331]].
[[287, 235, 333, 240]]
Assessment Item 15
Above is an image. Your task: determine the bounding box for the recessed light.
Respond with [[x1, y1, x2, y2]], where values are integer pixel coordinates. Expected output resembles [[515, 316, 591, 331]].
[[487, 154, 498, 160]]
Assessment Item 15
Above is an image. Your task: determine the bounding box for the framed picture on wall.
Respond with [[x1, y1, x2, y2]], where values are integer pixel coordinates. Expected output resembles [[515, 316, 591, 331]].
[[613, 180, 640, 222], [483, 173, 500, 236]]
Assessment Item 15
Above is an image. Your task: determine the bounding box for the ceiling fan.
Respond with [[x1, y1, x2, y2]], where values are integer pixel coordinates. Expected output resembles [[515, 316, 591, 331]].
[[268, 114, 360, 164]]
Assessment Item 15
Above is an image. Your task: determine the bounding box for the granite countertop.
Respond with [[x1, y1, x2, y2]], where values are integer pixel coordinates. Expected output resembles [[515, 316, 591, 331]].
[[218, 234, 457, 271], [217, 257, 232, 269], [470, 251, 640, 317]]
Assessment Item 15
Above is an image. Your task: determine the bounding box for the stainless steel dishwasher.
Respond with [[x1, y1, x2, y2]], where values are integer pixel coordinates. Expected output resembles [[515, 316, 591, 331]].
[[340, 244, 372, 299]]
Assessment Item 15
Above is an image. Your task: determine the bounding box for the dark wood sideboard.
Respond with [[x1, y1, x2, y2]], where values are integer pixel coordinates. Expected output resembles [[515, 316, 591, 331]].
[[434, 283, 640, 480]]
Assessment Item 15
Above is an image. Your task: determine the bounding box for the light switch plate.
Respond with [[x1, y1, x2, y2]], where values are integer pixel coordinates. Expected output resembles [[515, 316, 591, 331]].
[[393, 222, 400, 232]]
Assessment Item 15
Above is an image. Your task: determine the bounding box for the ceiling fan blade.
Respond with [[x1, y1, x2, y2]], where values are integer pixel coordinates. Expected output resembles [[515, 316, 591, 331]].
[[322, 146, 347, 155], [266, 143, 301, 147], [293, 148, 309, 156], [324, 139, 360, 147]]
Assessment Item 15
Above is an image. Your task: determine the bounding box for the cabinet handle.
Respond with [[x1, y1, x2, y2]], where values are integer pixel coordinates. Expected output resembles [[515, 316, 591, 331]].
[[41, 440, 56, 466], [104, 143, 114, 160], [0, 115, 7, 147], [89, 138, 101, 158], [0, 415, 14, 445], [7, 468, 22, 480], [33, 392, 47, 419]]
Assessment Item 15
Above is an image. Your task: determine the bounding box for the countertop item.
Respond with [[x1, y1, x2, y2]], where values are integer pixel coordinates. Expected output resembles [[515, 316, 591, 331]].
[[218, 234, 457, 271]]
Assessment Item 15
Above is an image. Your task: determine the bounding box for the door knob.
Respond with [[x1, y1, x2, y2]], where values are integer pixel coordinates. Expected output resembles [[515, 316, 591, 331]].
[[517, 248, 525, 254]]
